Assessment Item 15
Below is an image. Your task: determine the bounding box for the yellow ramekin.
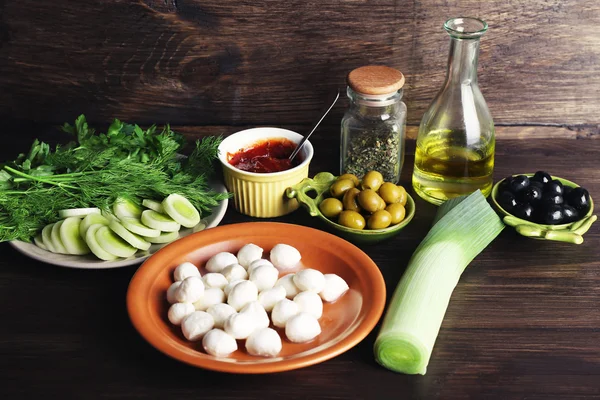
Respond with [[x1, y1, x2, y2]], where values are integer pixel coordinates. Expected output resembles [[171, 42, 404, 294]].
[[218, 127, 314, 218]]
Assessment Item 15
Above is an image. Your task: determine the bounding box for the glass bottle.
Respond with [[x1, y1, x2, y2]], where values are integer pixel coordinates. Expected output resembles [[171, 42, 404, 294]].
[[412, 17, 495, 205], [341, 65, 407, 184]]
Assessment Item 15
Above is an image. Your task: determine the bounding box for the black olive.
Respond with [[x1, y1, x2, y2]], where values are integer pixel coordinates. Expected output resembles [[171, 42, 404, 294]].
[[509, 175, 530, 193], [542, 193, 564, 207], [542, 204, 564, 225], [522, 185, 543, 204], [562, 204, 579, 223], [544, 180, 563, 196], [563, 185, 573, 197], [529, 180, 544, 190], [497, 177, 513, 194], [498, 191, 518, 212], [566, 187, 591, 212], [531, 171, 552, 185], [513, 202, 533, 220]]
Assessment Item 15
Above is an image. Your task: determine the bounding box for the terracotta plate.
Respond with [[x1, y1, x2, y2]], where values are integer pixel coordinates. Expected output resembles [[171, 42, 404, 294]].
[[126, 222, 386, 373]]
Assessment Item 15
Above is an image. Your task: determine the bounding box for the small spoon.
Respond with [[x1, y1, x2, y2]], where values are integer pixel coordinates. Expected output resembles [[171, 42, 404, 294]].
[[289, 90, 340, 162]]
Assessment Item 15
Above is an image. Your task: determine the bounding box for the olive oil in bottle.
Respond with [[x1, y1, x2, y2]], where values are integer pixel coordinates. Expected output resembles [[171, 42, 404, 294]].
[[413, 129, 494, 205], [412, 17, 495, 205]]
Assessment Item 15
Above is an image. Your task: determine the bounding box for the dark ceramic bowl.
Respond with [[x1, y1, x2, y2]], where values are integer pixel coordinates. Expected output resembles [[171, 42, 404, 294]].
[[286, 172, 415, 245]]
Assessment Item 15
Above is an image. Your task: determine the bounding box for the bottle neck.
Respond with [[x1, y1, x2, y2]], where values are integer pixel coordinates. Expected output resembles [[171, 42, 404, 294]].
[[445, 37, 480, 85]]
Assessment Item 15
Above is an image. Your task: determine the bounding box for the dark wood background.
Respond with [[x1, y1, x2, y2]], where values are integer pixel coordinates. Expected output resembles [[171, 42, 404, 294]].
[[1, 0, 599, 138], [2, 1, 600, 398]]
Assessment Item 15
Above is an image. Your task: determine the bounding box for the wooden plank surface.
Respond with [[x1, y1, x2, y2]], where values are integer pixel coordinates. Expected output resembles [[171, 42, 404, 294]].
[[1, 131, 599, 399], [1, 0, 599, 128]]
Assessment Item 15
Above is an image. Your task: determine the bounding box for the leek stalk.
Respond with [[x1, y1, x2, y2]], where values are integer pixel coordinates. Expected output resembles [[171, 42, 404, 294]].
[[374, 190, 504, 374]]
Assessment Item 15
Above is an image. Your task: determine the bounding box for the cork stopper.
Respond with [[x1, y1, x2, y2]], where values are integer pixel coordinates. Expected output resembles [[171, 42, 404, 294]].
[[347, 65, 405, 96]]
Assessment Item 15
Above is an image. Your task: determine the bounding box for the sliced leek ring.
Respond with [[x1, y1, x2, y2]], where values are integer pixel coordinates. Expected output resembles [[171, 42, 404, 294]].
[[51, 220, 69, 254], [33, 234, 47, 250], [59, 217, 91, 255], [113, 197, 143, 220], [86, 224, 119, 261], [95, 226, 137, 258], [162, 193, 201, 228], [120, 216, 161, 238], [142, 199, 164, 213], [108, 220, 151, 251], [79, 213, 110, 238], [143, 230, 179, 244], [141, 210, 181, 232], [41, 223, 57, 253], [58, 207, 101, 219]]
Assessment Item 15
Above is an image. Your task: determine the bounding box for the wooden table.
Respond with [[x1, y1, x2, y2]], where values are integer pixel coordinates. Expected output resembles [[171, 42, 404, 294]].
[[1, 134, 599, 399]]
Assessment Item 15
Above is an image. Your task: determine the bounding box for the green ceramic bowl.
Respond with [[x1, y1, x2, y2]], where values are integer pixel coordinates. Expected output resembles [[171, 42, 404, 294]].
[[285, 172, 416, 245], [491, 174, 596, 244]]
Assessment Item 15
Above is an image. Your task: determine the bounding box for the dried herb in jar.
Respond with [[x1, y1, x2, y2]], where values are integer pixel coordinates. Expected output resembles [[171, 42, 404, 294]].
[[340, 65, 407, 184], [343, 128, 402, 183]]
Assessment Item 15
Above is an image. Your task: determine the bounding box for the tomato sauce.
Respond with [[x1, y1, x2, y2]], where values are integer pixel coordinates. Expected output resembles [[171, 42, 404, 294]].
[[228, 138, 302, 173]]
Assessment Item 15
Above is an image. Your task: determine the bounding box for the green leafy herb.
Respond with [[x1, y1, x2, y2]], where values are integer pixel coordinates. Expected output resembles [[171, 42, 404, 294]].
[[0, 115, 228, 242]]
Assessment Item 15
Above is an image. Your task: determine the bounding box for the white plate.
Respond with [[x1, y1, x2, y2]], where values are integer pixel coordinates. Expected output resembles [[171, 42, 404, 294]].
[[9, 182, 229, 269]]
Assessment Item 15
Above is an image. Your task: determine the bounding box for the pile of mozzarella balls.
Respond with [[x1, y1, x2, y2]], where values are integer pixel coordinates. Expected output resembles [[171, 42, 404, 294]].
[[166, 243, 349, 358]]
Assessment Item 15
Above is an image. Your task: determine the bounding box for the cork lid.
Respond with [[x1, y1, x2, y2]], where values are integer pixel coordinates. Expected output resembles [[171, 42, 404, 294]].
[[347, 65, 405, 96]]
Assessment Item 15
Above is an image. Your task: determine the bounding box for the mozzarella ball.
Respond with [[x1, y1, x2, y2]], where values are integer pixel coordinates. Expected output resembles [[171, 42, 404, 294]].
[[221, 264, 248, 282], [175, 276, 205, 303], [181, 311, 214, 341], [207, 303, 237, 329], [240, 301, 270, 330], [202, 328, 238, 357], [248, 259, 274, 275], [319, 274, 350, 302], [249, 264, 279, 292], [224, 312, 256, 339], [275, 274, 301, 299], [293, 291, 323, 319], [271, 299, 299, 328], [285, 312, 321, 343], [246, 328, 282, 357], [269, 243, 301, 271], [202, 273, 228, 290], [173, 262, 201, 282], [166, 281, 182, 304], [293, 269, 325, 293], [167, 302, 195, 325], [224, 279, 245, 297], [258, 285, 287, 312], [237, 243, 263, 268], [227, 280, 258, 311], [193, 288, 226, 311], [205, 252, 238, 273]]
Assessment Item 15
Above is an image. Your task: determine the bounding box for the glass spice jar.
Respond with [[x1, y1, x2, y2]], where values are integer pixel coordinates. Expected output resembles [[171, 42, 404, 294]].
[[340, 65, 407, 184]]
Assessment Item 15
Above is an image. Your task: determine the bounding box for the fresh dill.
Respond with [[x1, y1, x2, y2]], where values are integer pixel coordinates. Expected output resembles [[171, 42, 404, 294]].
[[0, 115, 229, 242]]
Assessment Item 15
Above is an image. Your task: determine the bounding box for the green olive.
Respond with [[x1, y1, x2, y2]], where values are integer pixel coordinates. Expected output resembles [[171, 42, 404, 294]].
[[329, 179, 355, 198], [338, 173, 360, 187], [357, 189, 384, 213], [319, 198, 344, 218], [338, 210, 366, 230], [367, 210, 392, 230], [361, 171, 384, 191], [379, 182, 403, 204], [342, 188, 361, 212], [386, 203, 406, 224], [397, 186, 408, 206], [378, 196, 386, 211]]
